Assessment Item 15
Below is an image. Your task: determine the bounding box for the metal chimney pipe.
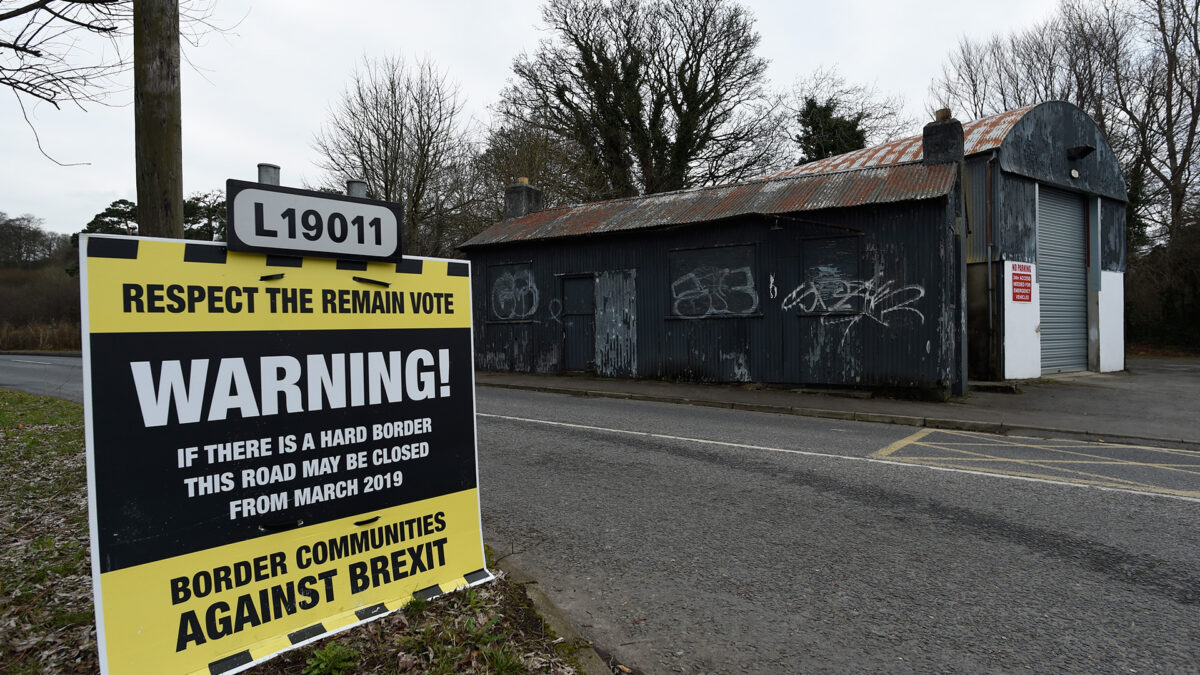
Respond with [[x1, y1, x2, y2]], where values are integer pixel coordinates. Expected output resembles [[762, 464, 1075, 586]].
[[257, 163, 280, 186]]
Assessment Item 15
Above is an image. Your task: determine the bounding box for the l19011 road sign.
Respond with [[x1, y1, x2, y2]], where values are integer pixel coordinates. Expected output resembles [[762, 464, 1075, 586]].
[[226, 179, 404, 261], [80, 234, 488, 674]]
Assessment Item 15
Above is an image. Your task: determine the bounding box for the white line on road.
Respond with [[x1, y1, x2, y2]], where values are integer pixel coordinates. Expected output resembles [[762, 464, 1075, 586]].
[[9, 359, 53, 365], [478, 412, 1200, 504]]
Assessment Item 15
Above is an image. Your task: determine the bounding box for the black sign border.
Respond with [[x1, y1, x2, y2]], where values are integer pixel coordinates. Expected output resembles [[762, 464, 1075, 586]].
[[226, 179, 405, 262]]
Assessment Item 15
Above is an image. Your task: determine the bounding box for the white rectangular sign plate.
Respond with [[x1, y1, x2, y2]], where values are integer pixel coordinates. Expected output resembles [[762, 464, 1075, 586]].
[[226, 180, 404, 261]]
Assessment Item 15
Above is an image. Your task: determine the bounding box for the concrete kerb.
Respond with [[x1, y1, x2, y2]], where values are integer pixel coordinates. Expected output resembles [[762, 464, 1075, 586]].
[[853, 411, 928, 427], [487, 549, 614, 675], [794, 407, 856, 421], [924, 417, 1004, 433], [477, 381, 1200, 451]]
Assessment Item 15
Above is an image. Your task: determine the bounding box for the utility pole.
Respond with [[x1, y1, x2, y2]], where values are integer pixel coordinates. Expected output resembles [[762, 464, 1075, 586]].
[[134, 0, 183, 238]]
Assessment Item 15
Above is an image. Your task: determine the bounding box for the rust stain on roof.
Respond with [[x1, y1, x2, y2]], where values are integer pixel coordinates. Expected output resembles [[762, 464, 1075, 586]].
[[463, 107, 1036, 249], [462, 163, 956, 248], [765, 105, 1035, 180]]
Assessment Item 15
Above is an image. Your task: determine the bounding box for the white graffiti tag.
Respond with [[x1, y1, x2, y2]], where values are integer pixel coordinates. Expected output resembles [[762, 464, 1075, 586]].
[[491, 270, 540, 320], [547, 298, 563, 324], [671, 266, 760, 318], [782, 272, 925, 347]]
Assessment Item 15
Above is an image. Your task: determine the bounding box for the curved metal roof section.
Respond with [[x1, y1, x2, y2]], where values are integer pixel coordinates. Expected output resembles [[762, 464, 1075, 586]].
[[996, 101, 1126, 200], [461, 162, 957, 248], [763, 105, 1037, 179]]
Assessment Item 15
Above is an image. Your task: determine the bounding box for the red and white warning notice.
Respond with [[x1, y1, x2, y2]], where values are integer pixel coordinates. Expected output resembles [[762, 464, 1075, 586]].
[[1011, 263, 1033, 303]]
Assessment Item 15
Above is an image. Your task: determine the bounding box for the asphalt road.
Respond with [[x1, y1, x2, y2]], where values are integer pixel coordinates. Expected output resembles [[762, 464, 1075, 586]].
[[0, 353, 83, 402], [4, 357, 1198, 671], [476, 388, 1200, 673]]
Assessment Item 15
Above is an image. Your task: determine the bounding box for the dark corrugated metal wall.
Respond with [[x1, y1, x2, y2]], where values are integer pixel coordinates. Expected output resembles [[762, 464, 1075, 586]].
[[997, 175, 1038, 262], [1100, 198, 1126, 272], [964, 157, 991, 263], [469, 198, 960, 392], [964, 155, 1001, 380]]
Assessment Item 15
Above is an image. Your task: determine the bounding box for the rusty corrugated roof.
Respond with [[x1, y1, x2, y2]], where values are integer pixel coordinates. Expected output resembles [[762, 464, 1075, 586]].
[[462, 107, 1036, 249], [461, 162, 957, 248], [763, 105, 1036, 179]]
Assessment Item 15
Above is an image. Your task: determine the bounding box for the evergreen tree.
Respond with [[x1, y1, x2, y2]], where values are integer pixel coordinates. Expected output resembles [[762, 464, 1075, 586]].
[[792, 97, 868, 164], [74, 199, 138, 246], [183, 191, 226, 241]]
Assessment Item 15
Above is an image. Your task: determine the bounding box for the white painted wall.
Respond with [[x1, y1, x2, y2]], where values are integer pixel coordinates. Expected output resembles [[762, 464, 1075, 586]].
[[1004, 260, 1041, 379], [1099, 270, 1125, 372]]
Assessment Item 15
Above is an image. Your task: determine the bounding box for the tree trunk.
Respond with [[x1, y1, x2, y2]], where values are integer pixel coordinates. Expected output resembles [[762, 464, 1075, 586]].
[[134, 0, 183, 238], [1169, 182, 1187, 243]]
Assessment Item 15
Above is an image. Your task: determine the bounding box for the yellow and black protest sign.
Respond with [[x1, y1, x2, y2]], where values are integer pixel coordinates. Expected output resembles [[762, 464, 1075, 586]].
[[80, 235, 490, 674]]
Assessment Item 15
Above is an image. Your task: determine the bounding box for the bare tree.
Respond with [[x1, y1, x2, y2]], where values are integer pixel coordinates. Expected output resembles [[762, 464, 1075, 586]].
[[0, 1, 128, 108], [499, 0, 787, 199], [2, 0, 128, 163], [183, 189, 225, 241], [2, 1, 218, 140], [1057, 0, 1198, 243], [1059, 0, 1159, 252], [5, 0, 224, 241], [1091, 0, 1200, 241], [650, 0, 786, 188], [928, 0, 1200, 349], [929, 0, 1200, 245], [314, 55, 479, 257], [0, 211, 67, 268], [930, 37, 992, 120], [929, 18, 1081, 120], [994, 21, 1076, 109], [474, 117, 605, 213]]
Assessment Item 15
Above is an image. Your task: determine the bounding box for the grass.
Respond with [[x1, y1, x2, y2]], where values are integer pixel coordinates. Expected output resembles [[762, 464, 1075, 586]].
[[249, 559, 579, 675], [0, 389, 582, 674], [0, 390, 93, 674], [0, 322, 81, 351]]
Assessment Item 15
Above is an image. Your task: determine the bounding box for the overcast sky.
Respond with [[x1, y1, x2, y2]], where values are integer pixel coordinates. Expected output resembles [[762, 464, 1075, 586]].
[[1, 0, 1062, 235]]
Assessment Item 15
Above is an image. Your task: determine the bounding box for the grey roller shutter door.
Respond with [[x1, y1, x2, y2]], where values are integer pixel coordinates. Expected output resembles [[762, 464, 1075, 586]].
[[1037, 186, 1088, 373]]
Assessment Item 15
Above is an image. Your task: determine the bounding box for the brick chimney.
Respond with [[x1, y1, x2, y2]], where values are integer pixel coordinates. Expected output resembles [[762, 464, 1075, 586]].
[[504, 177, 543, 219], [922, 108, 964, 164]]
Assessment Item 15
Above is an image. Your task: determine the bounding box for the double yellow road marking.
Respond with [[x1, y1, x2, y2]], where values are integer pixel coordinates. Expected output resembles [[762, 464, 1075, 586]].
[[872, 428, 1200, 500]]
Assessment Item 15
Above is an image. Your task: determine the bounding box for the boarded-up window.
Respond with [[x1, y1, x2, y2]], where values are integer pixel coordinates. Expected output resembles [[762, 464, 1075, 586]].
[[787, 237, 862, 315], [487, 264, 539, 321], [668, 245, 759, 318]]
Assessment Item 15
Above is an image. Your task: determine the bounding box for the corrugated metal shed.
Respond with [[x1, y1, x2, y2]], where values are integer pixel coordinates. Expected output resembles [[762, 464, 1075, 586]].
[[461, 162, 956, 248], [764, 105, 1036, 179]]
